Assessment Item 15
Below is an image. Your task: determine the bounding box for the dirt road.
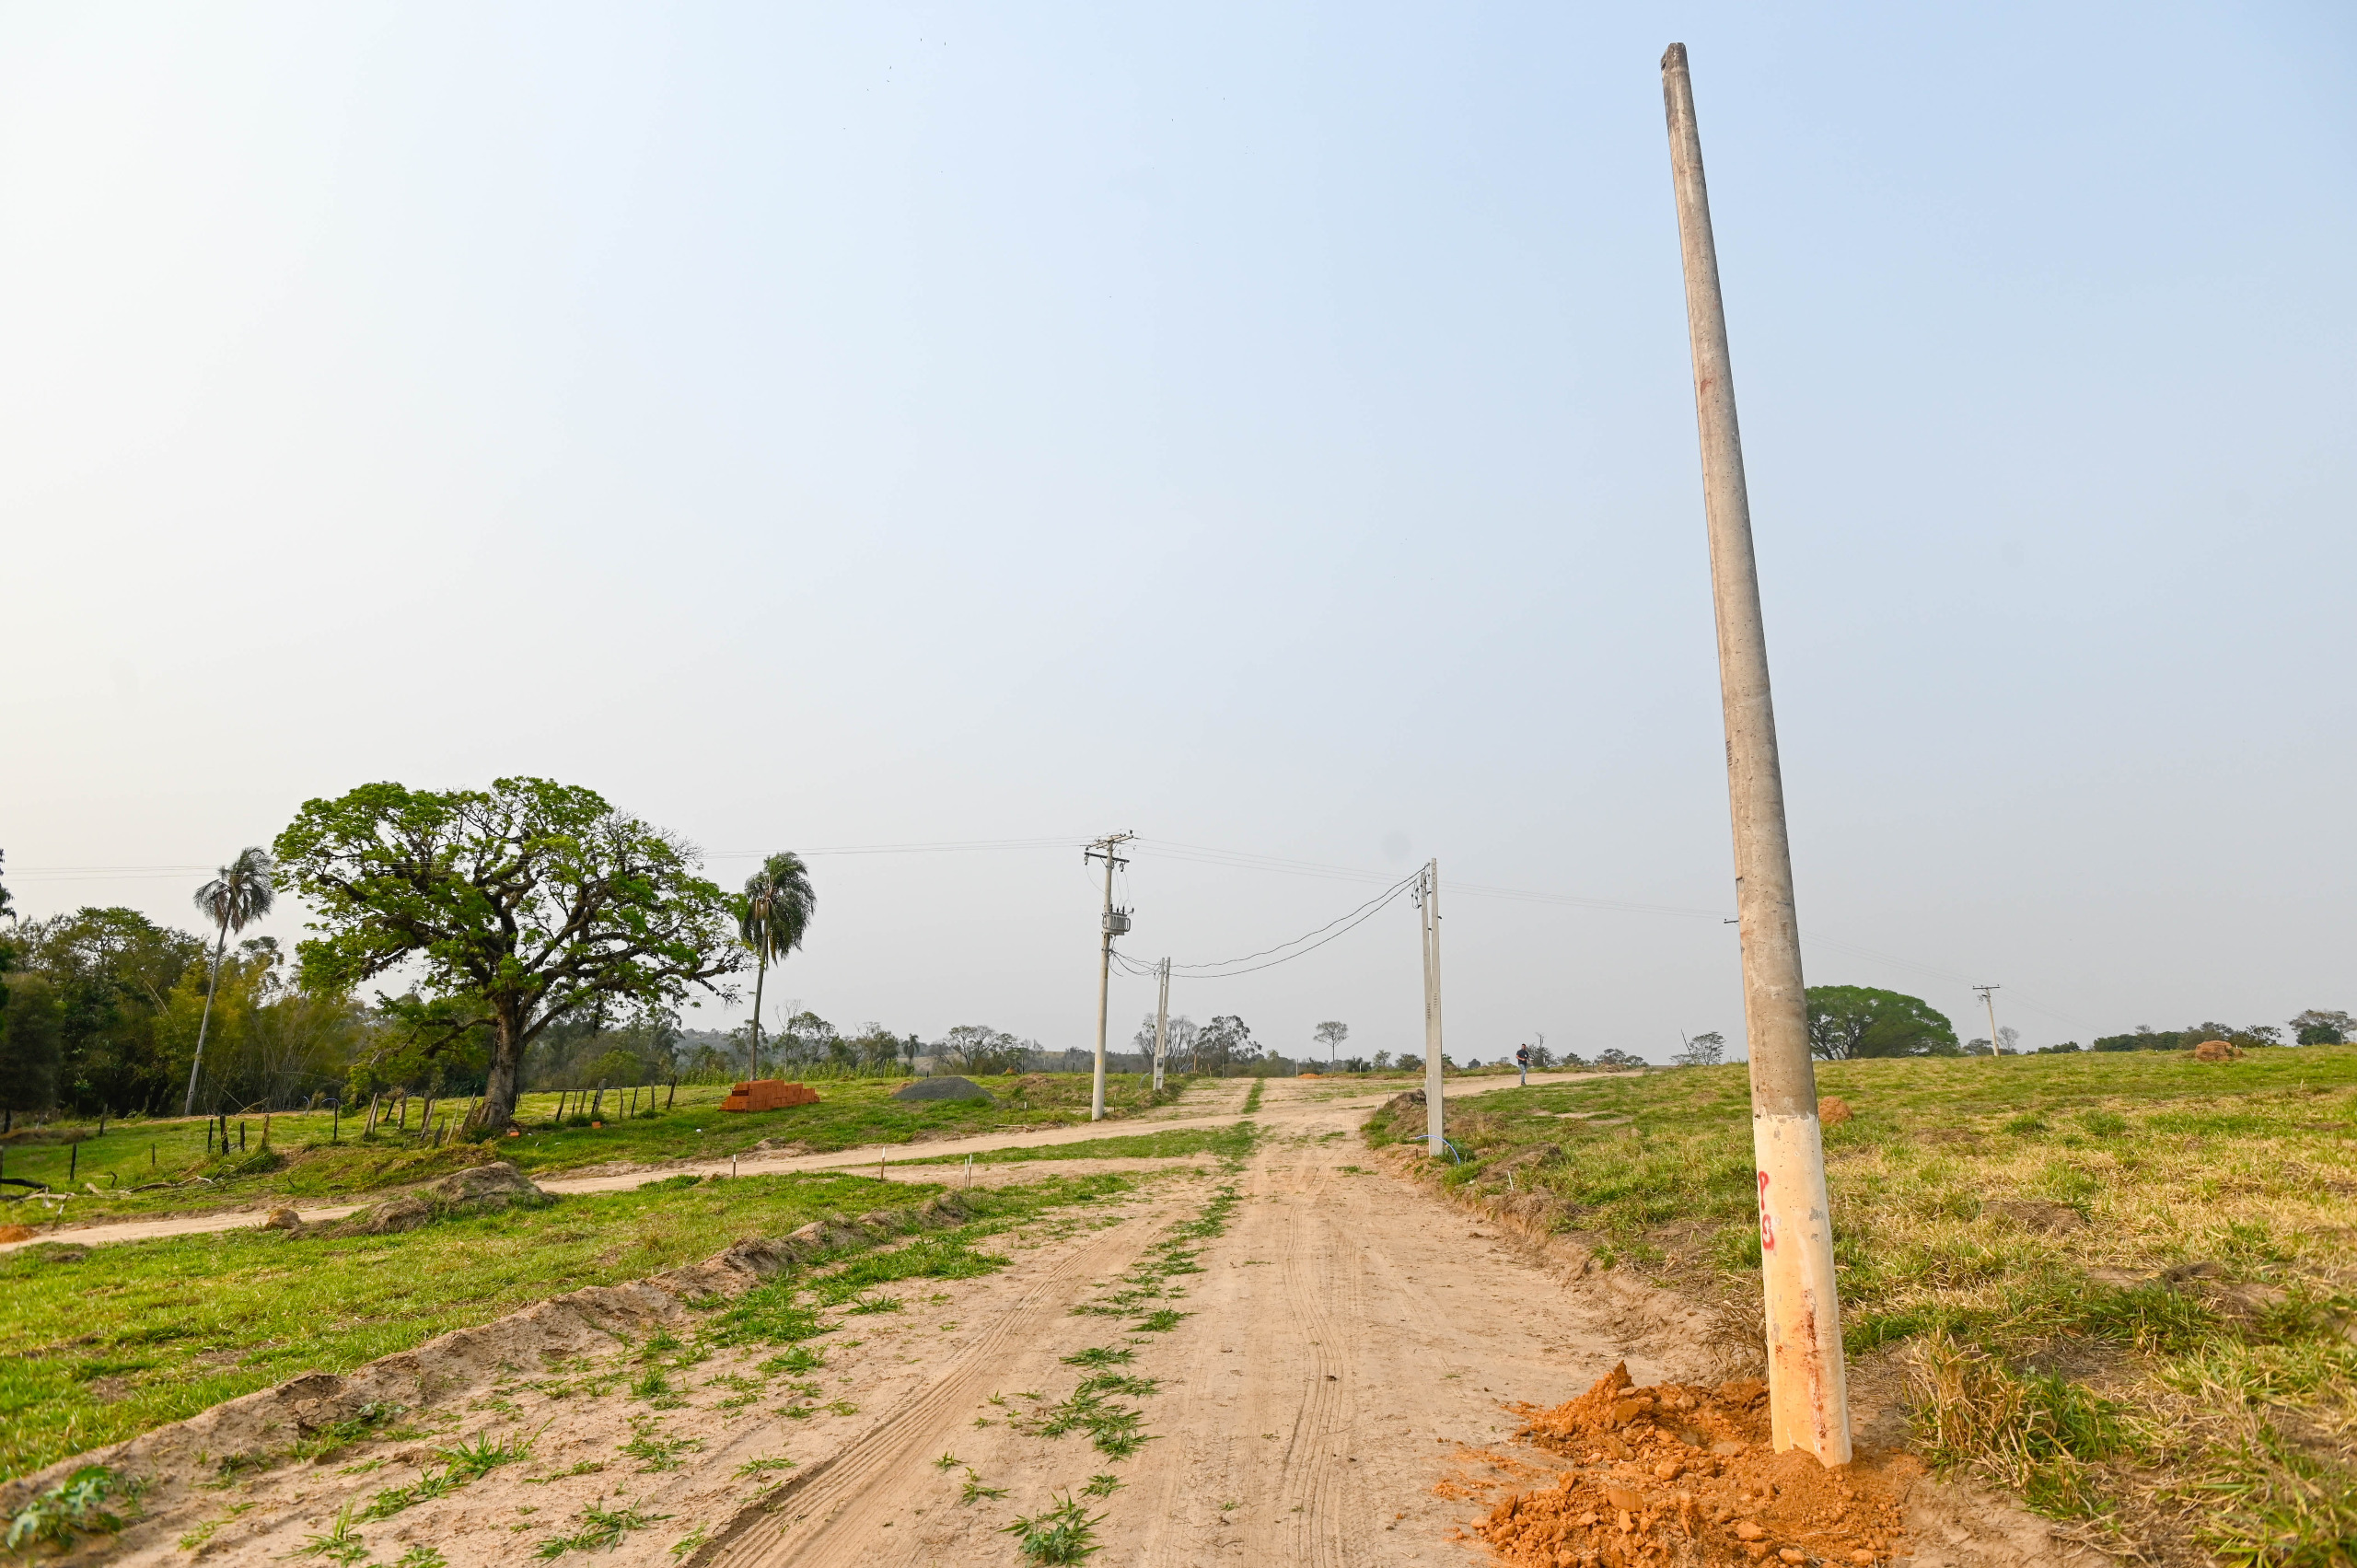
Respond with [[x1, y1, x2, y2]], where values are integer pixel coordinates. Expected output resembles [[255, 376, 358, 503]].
[[62, 1074, 1709, 1567], [691, 1076, 1703, 1567], [0, 1071, 1603, 1254]]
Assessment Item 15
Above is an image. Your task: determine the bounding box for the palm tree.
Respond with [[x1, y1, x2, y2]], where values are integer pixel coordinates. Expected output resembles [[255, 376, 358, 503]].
[[184, 847, 275, 1116], [737, 852, 816, 1081]]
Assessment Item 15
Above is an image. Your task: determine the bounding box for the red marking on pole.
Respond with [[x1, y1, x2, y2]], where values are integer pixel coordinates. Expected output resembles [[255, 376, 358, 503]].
[[1757, 1169, 1776, 1250]]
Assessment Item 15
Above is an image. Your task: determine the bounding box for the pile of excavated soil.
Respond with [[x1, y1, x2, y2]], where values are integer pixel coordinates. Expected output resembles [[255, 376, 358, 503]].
[[310, 1159, 552, 1236], [1472, 1364, 1915, 1568], [892, 1074, 994, 1102]]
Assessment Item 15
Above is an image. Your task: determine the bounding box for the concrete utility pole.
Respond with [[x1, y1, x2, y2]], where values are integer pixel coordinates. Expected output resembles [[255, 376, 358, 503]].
[[1084, 833, 1135, 1121], [1152, 958, 1171, 1092], [1662, 41, 1852, 1465], [1416, 859, 1446, 1157], [1973, 984, 2003, 1060]]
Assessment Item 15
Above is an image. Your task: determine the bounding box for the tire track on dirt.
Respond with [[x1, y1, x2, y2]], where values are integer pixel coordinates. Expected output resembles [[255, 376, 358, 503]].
[[694, 1199, 1181, 1568], [1271, 1154, 1371, 1567]]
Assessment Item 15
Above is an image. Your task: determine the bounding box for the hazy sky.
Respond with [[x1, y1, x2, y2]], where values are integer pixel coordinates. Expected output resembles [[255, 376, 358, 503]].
[[5, 3, 2351, 1064]]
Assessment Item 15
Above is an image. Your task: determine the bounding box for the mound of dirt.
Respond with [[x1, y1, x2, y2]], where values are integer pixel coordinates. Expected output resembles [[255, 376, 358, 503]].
[[1474, 1364, 1914, 1568], [432, 1161, 547, 1208], [315, 1160, 552, 1237], [893, 1074, 995, 1102], [2193, 1039, 2241, 1063], [1817, 1097, 1854, 1127]]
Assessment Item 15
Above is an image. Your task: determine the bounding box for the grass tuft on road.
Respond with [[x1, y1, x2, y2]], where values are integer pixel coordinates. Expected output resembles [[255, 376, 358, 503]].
[[1373, 1046, 2357, 1563]]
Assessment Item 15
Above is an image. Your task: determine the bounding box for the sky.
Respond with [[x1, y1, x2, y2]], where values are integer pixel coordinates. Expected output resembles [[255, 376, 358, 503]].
[[4, 3, 2351, 1065]]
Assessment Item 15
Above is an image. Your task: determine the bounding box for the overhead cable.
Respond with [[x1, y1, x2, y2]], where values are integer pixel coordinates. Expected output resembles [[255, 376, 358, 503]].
[[1109, 875, 1417, 982]]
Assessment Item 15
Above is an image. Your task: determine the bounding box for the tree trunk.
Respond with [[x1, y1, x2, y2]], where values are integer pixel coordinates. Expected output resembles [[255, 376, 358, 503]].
[[183, 923, 228, 1117], [749, 953, 768, 1082], [477, 1005, 527, 1131]]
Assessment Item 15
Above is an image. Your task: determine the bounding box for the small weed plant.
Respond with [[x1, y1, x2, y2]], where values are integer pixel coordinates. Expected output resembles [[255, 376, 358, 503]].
[[1002, 1493, 1106, 1564], [6, 1465, 135, 1553], [293, 1499, 368, 1563], [619, 1416, 705, 1473], [536, 1501, 673, 1557]]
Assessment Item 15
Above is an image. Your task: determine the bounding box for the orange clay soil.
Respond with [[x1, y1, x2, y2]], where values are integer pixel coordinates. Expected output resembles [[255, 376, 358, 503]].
[[1469, 1364, 1917, 1568]]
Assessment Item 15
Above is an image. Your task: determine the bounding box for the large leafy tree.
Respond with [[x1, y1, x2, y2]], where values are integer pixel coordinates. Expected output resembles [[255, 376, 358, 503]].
[[1673, 1030, 1727, 1067], [1805, 985, 1960, 1059], [274, 778, 742, 1131], [737, 852, 816, 1081], [1193, 1015, 1256, 1074], [2290, 1009, 2351, 1046], [938, 1024, 1028, 1075]]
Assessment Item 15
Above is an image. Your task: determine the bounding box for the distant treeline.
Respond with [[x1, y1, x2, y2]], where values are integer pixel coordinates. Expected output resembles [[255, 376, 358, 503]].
[[2069, 1012, 2350, 1053], [7, 892, 2344, 1121], [0, 907, 367, 1122], [0, 900, 1179, 1120]]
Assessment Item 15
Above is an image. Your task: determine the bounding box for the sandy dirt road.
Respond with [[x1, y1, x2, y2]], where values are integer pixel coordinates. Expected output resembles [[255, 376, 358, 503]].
[[691, 1076, 1702, 1568], [1, 1072, 1603, 1254]]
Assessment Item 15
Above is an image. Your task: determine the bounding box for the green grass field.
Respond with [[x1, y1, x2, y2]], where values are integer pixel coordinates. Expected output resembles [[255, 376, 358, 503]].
[[0, 1167, 1133, 1482], [1377, 1047, 2357, 1565], [0, 1072, 1183, 1224]]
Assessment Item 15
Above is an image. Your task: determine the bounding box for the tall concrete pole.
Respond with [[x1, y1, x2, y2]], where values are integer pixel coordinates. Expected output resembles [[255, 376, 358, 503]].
[[1086, 832, 1133, 1122], [1661, 41, 1851, 1465], [1152, 958, 1171, 1093], [1974, 984, 2003, 1060], [1094, 851, 1115, 1121], [1422, 860, 1446, 1157]]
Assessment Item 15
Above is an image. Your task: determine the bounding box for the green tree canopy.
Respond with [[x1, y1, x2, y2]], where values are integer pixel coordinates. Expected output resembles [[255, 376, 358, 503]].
[[938, 1023, 1028, 1075], [1194, 1015, 1256, 1073], [274, 777, 742, 1131], [2291, 1009, 2351, 1046], [1673, 1030, 1727, 1067], [1805, 985, 1960, 1059], [16, 907, 204, 1111]]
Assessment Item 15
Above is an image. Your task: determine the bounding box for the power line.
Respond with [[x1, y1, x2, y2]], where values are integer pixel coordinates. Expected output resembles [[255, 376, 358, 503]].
[[1134, 841, 2086, 1027], [1162, 873, 1419, 971], [1110, 876, 1418, 981]]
